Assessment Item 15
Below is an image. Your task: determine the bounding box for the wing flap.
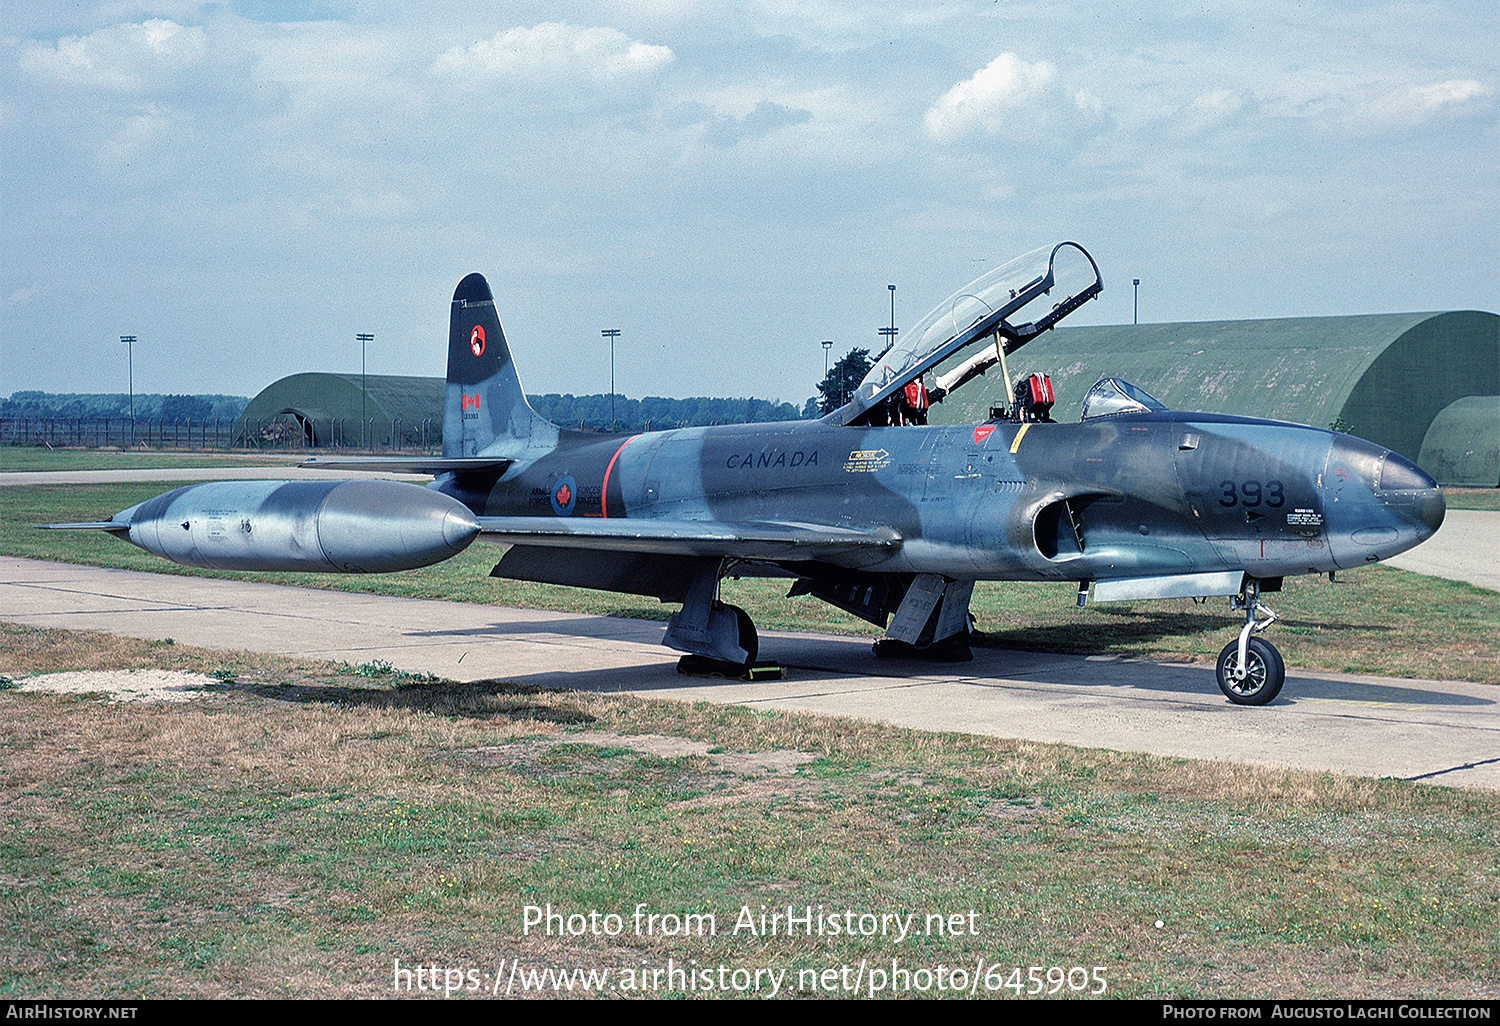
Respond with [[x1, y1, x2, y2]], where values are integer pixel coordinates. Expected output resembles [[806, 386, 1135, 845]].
[[474, 516, 901, 563], [490, 546, 709, 602]]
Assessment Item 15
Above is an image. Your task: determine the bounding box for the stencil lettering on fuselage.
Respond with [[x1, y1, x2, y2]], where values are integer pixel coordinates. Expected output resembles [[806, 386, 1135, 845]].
[[844, 449, 891, 473], [724, 449, 820, 470]]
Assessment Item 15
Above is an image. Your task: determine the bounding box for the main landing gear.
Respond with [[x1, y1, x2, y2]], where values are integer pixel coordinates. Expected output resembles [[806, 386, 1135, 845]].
[[1216, 578, 1285, 705], [664, 563, 783, 681], [872, 574, 975, 662]]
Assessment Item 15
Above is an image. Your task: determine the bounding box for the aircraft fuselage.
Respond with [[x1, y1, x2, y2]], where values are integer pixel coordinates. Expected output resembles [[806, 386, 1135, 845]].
[[440, 411, 1442, 588]]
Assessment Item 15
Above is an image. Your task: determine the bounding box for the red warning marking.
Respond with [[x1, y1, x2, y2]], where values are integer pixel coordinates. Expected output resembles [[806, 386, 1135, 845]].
[[973, 424, 996, 444], [470, 325, 486, 357], [599, 435, 639, 518]]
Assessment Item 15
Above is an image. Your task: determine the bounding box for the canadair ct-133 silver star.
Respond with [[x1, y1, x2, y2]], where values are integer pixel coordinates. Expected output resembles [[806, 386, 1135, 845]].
[[42, 242, 1444, 704]]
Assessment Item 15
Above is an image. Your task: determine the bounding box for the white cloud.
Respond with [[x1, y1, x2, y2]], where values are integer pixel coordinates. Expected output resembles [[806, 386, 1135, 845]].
[[1178, 88, 1248, 137], [1412, 79, 1488, 108], [923, 53, 1060, 143], [18, 19, 209, 93], [1355, 78, 1491, 132], [430, 22, 674, 88]]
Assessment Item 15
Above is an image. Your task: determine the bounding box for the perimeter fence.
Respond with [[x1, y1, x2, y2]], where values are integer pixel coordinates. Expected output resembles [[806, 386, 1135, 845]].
[[0, 417, 442, 453]]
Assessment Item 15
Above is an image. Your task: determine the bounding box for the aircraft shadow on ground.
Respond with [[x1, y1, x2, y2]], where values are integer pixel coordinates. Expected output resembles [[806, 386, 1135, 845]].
[[401, 616, 666, 642], [1275, 675, 1493, 707], [466, 633, 1494, 711], [223, 678, 598, 724], [326, 613, 1489, 711], [984, 608, 1392, 652]]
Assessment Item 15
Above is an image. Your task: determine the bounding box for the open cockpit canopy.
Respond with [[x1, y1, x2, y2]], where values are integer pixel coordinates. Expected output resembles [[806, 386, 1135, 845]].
[[842, 241, 1101, 425]]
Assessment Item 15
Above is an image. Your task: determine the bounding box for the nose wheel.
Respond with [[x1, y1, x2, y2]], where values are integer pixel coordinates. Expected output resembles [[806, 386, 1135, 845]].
[[1216, 636, 1284, 705], [1217, 579, 1285, 705]]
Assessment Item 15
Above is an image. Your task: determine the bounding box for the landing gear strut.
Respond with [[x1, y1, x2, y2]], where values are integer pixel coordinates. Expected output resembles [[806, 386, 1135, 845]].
[[1216, 578, 1284, 705], [664, 562, 782, 680], [872, 574, 975, 662]]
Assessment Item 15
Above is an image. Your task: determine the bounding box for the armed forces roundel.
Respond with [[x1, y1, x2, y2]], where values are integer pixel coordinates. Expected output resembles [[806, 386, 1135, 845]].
[[550, 475, 577, 516], [470, 325, 486, 357]]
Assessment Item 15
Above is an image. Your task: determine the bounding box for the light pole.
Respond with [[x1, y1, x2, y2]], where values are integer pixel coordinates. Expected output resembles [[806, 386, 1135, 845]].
[[601, 329, 621, 431], [822, 340, 833, 376], [356, 333, 374, 448], [877, 284, 898, 354], [120, 336, 136, 447], [1133, 279, 1140, 325]]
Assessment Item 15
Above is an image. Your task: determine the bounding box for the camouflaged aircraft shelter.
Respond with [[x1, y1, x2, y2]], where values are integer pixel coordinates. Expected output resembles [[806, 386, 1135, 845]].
[[232, 372, 444, 449], [928, 310, 1499, 487]]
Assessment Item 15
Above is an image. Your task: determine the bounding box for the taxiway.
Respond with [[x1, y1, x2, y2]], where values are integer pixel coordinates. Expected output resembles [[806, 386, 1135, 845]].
[[3, 554, 1494, 790]]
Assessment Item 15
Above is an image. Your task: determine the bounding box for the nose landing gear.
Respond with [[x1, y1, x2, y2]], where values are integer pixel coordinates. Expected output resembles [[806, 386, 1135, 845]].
[[1216, 579, 1285, 705]]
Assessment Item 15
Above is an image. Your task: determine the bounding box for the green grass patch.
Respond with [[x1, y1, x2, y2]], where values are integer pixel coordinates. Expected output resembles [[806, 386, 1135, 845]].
[[0, 448, 310, 472], [1442, 488, 1500, 512], [0, 625, 1495, 999]]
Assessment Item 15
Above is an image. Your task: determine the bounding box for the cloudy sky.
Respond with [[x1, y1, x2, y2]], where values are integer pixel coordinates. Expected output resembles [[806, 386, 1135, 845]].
[[2, 1, 1495, 407]]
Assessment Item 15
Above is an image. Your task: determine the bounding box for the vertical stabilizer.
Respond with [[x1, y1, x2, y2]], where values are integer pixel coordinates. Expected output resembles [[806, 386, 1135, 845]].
[[444, 273, 556, 457]]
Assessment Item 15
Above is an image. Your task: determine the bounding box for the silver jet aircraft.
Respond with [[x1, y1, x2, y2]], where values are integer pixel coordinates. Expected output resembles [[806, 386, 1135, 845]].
[[45, 243, 1444, 704]]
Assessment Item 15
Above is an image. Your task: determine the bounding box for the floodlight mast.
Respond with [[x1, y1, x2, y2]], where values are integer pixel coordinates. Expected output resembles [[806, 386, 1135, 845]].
[[119, 336, 137, 446], [357, 333, 374, 448], [601, 329, 621, 431]]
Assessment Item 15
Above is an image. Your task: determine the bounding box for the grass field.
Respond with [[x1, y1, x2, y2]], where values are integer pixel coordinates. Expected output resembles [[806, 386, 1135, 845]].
[[1, 624, 1496, 999], [0, 448, 308, 471]]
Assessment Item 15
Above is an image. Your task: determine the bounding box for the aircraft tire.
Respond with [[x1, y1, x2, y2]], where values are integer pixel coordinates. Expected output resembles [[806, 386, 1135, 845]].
[[872, 634, 973, 662], [1215, 637, 1285, 706]]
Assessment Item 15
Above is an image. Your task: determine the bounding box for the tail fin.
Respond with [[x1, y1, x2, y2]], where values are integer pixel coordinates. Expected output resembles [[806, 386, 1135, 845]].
[[444, 273, 557, 457]]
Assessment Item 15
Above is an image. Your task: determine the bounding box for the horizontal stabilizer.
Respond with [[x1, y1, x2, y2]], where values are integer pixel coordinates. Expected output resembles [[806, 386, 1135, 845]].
[[475, 516, 901, 563], [297, 456, 512, 475]]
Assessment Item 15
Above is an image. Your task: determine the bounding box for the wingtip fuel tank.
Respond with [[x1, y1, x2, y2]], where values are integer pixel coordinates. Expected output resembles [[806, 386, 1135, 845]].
[[109, 479, 480, 573]]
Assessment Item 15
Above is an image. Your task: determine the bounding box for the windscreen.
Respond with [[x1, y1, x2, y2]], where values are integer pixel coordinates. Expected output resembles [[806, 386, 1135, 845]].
[[1079, 378, 1167, 420]]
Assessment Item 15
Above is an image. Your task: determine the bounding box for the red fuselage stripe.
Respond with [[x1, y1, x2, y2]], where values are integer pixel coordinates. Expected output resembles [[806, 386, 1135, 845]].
[[600, 435, 638, 518]]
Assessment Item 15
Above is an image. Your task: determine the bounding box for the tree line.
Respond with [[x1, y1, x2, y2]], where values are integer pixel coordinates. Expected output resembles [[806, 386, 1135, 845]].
[[528, 393, 817, 432], [0, 392, 250, 423], [4, 345, 878, 434]]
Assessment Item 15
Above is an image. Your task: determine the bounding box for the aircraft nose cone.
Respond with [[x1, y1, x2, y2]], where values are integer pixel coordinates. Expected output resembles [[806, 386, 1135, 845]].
[[1375, 451, 1446, 538], [1325, 437, 1445, 567]]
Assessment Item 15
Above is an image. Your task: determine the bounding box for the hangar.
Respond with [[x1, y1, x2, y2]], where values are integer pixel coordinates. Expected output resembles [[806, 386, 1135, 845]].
[[928, 310, 1499, 487], [232, 373, 443, 450]]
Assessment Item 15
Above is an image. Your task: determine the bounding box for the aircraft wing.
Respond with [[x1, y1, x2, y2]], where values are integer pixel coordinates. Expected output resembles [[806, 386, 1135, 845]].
[[474, 516, 901, 562], [297, 457, 512, 475]]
